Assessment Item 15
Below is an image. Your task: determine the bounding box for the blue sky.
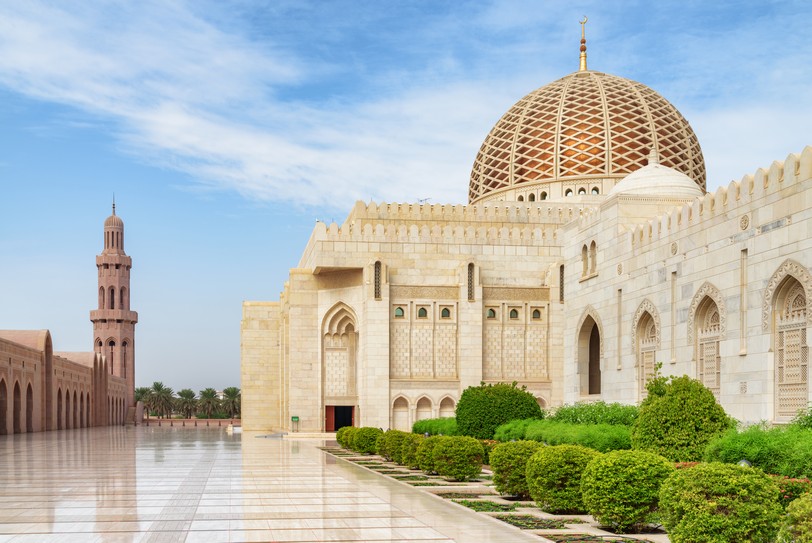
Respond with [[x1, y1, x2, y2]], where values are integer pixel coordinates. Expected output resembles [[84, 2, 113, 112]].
[[1, 1, 810, 393]]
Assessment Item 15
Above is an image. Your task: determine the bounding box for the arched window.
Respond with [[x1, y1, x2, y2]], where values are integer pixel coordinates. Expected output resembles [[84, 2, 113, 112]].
[[109, 287, 115, 310], [517, 195, 524, 202], [559, 265, 565, 302], [565, 189, 573, 197], [540, 191, 548, 200], [590, 241, 597, 274], [486, 308, 496, 319], [441, 308, 451, 319], [592, 187, 600, 195], [773, 277, 808, 420], [417, 307, 428, 319], [532, 309, 541, 319], [636, 312, 658, 399], [122, 341, 128, 379], [373, 261, 382, 300], [468, 263, 475, 301], [528, 193, 536, 202], [578, 187, 586, 195], [582, 245, 589, 277], [108, 340, 116, 375], [695, 297, 721, 398], [394, 307, 404, 318], [509, 309, 519, 319], [99, 287, 104, 309]]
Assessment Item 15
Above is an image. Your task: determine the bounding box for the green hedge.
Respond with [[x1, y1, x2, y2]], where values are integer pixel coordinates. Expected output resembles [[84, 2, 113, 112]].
[[343, 427, 360, 451], [352, 427, 383, 454], [525, 420, 631, 452], [493, 418, 541, 441], [526, 444, 601, 513], [549, 401, 638, 426], [335, 426, 351, 448], [580, 449, 674, 533], [416, 435, 446, 474], [490, 440, 542, 499], [400, 433, 425, 469], [412, 417, 458, 436], [659, 463, 782, 543], [432, 436, 484, 481], [379, 429, 409, 463], [778, 492, 812, 543], [631, 375, 733, 462], [704, 424, 812, 479], [456, 382, 543, 440]]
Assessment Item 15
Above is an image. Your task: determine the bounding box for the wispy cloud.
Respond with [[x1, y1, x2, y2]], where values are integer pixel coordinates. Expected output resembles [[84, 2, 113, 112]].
[[0, 1, 810, 208]]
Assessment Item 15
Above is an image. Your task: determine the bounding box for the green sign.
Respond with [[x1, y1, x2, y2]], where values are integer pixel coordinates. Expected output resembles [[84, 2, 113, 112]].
[[291, 416, 299, 422]]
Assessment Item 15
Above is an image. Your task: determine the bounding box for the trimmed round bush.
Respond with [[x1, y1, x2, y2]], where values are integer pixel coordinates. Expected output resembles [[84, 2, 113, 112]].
[[431, 436, 484, 481], [778, 492, 812, 543], [490, 440, 542, 498], [456, 382, 543, 440], [412, 417, 458, 436], [525, 444, 601, 513], [335, 426, 351, 448], [383, 430, 410, 464], [580, 449, 674, 533], [417, 435, 447, 474], [632, 375, 733, 462], [353, 427, 383, 454], [343, 427, 360, 451], [525, 420, 631, 452], [659, 462, 782, 543], [400, 433, 425, 469]]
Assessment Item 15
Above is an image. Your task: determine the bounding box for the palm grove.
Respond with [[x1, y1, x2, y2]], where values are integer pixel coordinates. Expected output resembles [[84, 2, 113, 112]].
[[135, 382, 241, 419]]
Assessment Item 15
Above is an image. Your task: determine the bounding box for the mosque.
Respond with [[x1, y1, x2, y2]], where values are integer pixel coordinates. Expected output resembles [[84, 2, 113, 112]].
[[241, 26, 812, 433], [0, 206, 137, 434]]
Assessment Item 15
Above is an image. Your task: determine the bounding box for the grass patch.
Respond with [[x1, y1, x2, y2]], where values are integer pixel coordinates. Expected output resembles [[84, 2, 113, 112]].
[[453, 499, 518, 512], [493, 515, 567, 529], [435, 492, 497, 499], [392, 474, 429, 480]]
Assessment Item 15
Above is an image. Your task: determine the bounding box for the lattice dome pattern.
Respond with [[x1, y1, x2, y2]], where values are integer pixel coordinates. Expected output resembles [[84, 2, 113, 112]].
[[469, 70, 706, 202]]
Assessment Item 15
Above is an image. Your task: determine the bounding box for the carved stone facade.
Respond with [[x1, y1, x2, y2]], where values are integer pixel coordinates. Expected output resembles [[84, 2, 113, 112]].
[[241, 59, 812, 432]]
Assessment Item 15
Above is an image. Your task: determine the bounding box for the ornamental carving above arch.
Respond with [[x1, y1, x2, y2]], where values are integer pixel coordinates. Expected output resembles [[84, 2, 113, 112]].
[[631, 299, 661, 349], [687, 282, 726, 344], [575, 305, 604, 357], [762, 259, 812, 331]]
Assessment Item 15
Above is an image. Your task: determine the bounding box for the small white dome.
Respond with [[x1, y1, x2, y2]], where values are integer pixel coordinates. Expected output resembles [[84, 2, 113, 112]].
[[609, 149, 704, 199]]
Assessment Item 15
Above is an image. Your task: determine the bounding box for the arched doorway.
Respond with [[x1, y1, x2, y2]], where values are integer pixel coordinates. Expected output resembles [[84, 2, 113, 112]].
[[26, 384, 33, 433], [0, 380, 7, 435], [65, 390, 72, 430], [13, 382, 21, 434], [57, 389, 63, 430], [322, 303, 358, 431], [86, 393, 91, 427], [439, 397, 455, 418], [577, 314, 601, 395], [392, 397, 409, 431], [73, 391, 79, 429]]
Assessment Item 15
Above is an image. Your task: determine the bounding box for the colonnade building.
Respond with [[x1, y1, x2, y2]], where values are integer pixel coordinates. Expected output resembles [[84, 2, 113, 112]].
[[241, 36, 812, 433], [0, 206, 137, 434]]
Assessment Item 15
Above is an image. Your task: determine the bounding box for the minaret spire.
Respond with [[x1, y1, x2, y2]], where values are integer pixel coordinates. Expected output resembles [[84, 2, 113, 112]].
[[112, 194, 116, 215], [579, 16, 588, 72]]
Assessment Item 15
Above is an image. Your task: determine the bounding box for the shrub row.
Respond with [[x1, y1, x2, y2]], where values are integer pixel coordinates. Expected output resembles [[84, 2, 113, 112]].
[[493, 418, 539, 441], [336, 426, 383, 455], [549, 401, 638, 426], [411, 417, 457, 436], [704, 424, 812, 478], [524, 420, 631, 452]]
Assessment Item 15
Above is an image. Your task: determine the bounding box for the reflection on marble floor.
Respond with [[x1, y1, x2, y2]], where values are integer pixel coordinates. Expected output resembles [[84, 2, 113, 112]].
[[0, 428, 537, 542]]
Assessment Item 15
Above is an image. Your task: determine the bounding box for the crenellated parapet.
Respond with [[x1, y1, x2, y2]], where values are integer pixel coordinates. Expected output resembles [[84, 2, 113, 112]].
[[629, 146, 812, 247]]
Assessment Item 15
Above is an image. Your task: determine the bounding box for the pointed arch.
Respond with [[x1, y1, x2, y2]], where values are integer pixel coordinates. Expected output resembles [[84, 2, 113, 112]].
[[762, 259, 812, 331], [631, 299, 661, 349], [392, 396, 409, 431], [0, 379, 7, 435], [322, 302, 359, 408], [687, 282, 726, 344], [632, 299, 661, 398], [438, 395, 456, 418], [12, 381, 21, 434], [576, 305, 604, 395], [415, 395, 433, 422], [576, 305, 604, 355], [26, 383, 33, 433]]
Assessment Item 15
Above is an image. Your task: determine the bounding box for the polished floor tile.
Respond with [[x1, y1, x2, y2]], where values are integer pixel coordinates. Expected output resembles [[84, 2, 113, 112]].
[[0, 428, 538, 542]]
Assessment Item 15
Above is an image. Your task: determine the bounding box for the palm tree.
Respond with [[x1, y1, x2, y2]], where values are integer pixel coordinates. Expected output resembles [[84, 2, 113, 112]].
[[197, 388, 220, 419], [135, 386, 152, 420], [221, 387, 241, 418], [150, 382, 175, 419], [175, 389, 197, 419]]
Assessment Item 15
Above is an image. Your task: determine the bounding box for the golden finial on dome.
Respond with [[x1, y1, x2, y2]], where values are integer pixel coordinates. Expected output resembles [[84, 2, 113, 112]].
[[579, 16, 588, 72]]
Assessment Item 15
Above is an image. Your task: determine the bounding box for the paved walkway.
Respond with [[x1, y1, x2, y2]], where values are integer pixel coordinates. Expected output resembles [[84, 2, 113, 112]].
[[0, 427, 538, 542]]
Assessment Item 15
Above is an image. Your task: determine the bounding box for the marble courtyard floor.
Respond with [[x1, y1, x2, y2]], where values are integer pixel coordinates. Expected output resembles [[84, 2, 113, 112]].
[[0, 427, 540, 543]]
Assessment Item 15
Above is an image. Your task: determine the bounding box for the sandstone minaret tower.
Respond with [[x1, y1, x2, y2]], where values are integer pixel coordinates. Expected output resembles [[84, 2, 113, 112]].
[[90, 202, 138, 409]]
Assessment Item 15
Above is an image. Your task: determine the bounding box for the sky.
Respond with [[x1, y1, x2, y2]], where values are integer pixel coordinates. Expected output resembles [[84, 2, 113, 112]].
[[1, 1, 811, 393]]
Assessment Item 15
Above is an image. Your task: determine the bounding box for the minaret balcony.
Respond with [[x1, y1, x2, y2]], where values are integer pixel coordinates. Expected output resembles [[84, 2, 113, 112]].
[[90, 309, 139, 323]]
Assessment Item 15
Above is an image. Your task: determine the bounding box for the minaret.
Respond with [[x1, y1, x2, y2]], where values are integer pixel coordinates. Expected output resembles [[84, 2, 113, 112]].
[[90, 202, 138, 409]]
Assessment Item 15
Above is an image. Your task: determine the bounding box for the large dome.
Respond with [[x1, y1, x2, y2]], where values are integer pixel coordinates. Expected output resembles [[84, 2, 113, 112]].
[[469, 70, 706, 203]]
